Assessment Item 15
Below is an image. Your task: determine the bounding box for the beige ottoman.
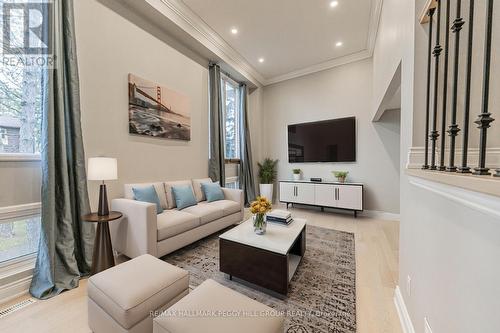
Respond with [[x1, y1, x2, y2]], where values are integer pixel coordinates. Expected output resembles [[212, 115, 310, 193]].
[[153, 279, 284, 333], [88, 254, 189, 333]]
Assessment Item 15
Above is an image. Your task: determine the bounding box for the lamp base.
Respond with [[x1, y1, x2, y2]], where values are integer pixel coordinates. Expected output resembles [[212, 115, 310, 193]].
[[98, 184, 109, 216]]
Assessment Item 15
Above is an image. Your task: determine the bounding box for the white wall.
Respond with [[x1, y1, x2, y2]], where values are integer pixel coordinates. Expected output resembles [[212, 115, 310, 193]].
[[74, 0, 263, 209], [262, 58, 400, 214], [75, 0, 210, 209], [372, 0, 408, 117], [395, 0, 500, 332]]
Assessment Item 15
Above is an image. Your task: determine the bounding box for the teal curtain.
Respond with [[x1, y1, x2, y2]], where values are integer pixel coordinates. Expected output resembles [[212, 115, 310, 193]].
[[208, 64, 225, 186], [30, 0, 94, 300], [239, 84, 256, 205]]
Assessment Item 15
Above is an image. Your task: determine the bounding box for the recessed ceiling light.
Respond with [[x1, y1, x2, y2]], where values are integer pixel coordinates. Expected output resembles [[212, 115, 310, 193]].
[[231, 28, 238, 34], [336, 41, 343, 47], [258, 58, 265, 63], [330, 1, 339, 8]]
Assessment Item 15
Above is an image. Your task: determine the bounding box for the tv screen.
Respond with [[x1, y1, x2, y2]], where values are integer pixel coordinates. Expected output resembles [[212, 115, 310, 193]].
[[288, 117, 356, 163]]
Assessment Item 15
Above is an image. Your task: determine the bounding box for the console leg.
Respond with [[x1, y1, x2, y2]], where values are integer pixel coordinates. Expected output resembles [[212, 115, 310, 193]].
[[321, 207, 324, 212], [354, 211, 357, 218]]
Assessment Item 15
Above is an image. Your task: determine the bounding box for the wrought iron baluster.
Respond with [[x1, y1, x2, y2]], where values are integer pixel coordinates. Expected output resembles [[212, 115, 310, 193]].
[[423, 8, 436, 170], [473, 0, 495, 175], [447, 0, 465, 172], [430, 0, 443, 170], [457, 0, 475, 173], [439, 0, 451, 171]]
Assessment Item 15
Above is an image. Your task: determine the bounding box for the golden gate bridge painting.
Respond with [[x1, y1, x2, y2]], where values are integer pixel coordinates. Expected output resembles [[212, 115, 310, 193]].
[[128, 74, 191, 141]]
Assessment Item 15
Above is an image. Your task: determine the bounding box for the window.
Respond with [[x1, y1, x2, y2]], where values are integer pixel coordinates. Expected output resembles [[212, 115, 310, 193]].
[[0, 214, 40, 264], [221, 75, 241, 162], [0, 0, 44, 155]]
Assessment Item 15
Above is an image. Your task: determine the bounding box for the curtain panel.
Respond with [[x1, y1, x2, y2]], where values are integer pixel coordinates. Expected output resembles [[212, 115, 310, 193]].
[[239, 84, 256, 205], [208, 64, 226, 186], [30, 0, 94, 299]]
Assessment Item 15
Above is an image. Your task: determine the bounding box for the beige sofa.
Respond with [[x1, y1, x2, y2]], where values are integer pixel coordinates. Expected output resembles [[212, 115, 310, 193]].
[[110, 178, 243, 259]]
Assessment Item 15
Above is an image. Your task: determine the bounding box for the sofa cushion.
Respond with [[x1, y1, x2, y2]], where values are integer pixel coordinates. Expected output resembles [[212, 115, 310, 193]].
[[171, 185, 197, 210], [181, 202, 224, 225], [132, 185, 164, 214], [192, 178, 212, 202], [157, 210, 200, 241], [88, 254, 189, 330], [153, 279, 284, 333], [201, 182, 225, 202], [164, 180, 194, 209], [204, 199, 241, 217], [124, 182, 168, 209]]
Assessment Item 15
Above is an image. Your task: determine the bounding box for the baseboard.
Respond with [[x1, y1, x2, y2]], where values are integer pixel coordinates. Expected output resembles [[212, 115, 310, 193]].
[[361, 210, 400, 221], [0, 276, 32, 305], [394, 286, 415, 333]]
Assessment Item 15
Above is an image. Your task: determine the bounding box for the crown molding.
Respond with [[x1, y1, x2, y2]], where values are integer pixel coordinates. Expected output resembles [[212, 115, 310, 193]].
[[146, 0, 383, 86], [149, 0, 266, 86], [265, 49, 372, 85]]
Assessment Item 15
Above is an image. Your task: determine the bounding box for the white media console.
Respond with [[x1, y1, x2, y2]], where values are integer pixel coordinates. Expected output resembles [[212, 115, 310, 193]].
[[279, 180, 364, 217]]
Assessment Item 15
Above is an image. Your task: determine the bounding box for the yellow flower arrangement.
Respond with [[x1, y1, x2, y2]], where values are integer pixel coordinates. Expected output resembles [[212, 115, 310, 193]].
[[251, 196, 272, 234], [250, 196, 272, 215]]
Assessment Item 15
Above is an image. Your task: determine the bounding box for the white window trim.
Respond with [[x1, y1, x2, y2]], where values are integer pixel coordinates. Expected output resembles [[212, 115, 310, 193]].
[[0, 203, 41, 301], [221, 74, 242, 160], [0, 153, 41, 162]]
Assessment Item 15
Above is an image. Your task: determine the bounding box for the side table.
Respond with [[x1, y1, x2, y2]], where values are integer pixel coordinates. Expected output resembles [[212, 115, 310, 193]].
[[82, 211, 122, 275]]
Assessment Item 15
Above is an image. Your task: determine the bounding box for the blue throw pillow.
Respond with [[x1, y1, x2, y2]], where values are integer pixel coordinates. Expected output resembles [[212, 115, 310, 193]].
[[172, 185, 197, 210], [132, 185, 163, 214], [201, 182, 225, 202]]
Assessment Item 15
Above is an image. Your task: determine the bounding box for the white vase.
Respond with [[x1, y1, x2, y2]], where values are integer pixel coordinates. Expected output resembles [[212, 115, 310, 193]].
[[293, 173, 301, 181], [259, 184, 274, 202]]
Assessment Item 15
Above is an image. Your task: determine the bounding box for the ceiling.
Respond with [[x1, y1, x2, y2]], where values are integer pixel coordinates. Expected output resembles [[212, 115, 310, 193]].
[[181, 0, 380, 83]]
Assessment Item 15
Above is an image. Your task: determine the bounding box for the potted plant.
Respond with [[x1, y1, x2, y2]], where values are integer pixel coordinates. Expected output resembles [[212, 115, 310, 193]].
[[250, 196, 272, 235], [258, 158, 278, 202], [332, 171, 349, 183], [292, 168, 302, 181]]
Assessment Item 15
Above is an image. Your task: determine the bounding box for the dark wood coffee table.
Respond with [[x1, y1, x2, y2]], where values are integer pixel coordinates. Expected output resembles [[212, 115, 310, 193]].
[[219, 218, 306, 297], [82, 211, 122, 275]]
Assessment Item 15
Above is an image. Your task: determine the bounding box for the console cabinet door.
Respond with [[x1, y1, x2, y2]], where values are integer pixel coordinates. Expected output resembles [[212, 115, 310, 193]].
[[295, 183, 315, 205], [336, 185, 363, 210], [279, 183, 296, 203], [314, 184, 337, 208]]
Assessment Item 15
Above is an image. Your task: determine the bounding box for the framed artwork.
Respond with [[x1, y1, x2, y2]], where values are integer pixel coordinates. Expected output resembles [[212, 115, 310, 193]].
[[128, 74, 190, 141]]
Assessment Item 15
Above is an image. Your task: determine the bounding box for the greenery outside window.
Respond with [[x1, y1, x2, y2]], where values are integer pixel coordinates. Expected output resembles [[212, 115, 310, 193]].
[[221, 74, 241, 164]]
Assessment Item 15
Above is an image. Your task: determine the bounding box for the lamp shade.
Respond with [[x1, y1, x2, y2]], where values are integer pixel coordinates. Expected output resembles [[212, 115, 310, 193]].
[[87, 157, 117, 181]]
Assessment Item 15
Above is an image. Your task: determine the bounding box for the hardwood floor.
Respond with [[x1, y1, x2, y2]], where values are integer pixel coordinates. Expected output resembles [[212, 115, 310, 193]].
[[0, 205, 401, 333]]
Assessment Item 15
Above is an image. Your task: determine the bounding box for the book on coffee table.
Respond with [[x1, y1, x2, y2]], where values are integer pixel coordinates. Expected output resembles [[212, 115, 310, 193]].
[[267, 209, 293, 225]]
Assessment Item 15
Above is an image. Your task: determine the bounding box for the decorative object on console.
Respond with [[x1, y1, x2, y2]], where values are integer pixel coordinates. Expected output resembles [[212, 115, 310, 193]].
[[258, 158, 278, 202], [250, 196, 272, 235], [128, 73, 191, 141], [292, 168, 302, 181], [333, 170, 349, 183], [87, 157, 118, 216], [310, 177, 322, 182]]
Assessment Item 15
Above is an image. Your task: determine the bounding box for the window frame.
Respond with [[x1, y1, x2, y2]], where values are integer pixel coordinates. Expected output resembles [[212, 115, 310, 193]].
[[0, 203, 41, 302], [220, 74, 242, 164], [0, 202, 41, 268]]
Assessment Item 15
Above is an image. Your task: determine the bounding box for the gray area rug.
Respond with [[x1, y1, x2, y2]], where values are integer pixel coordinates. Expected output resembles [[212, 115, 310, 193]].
[[163, 224, 356, 333]]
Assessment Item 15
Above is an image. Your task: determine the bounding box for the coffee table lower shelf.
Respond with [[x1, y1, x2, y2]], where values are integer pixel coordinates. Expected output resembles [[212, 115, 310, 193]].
[[219, 226, 306, 297]]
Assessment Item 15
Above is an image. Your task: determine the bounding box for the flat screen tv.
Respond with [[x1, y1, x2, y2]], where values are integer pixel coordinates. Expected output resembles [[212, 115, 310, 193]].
[[288, 117, 356, 163]]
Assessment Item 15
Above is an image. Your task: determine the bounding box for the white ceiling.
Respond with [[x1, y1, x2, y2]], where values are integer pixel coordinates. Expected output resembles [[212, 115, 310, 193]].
[[181, 0, 380, 82]]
